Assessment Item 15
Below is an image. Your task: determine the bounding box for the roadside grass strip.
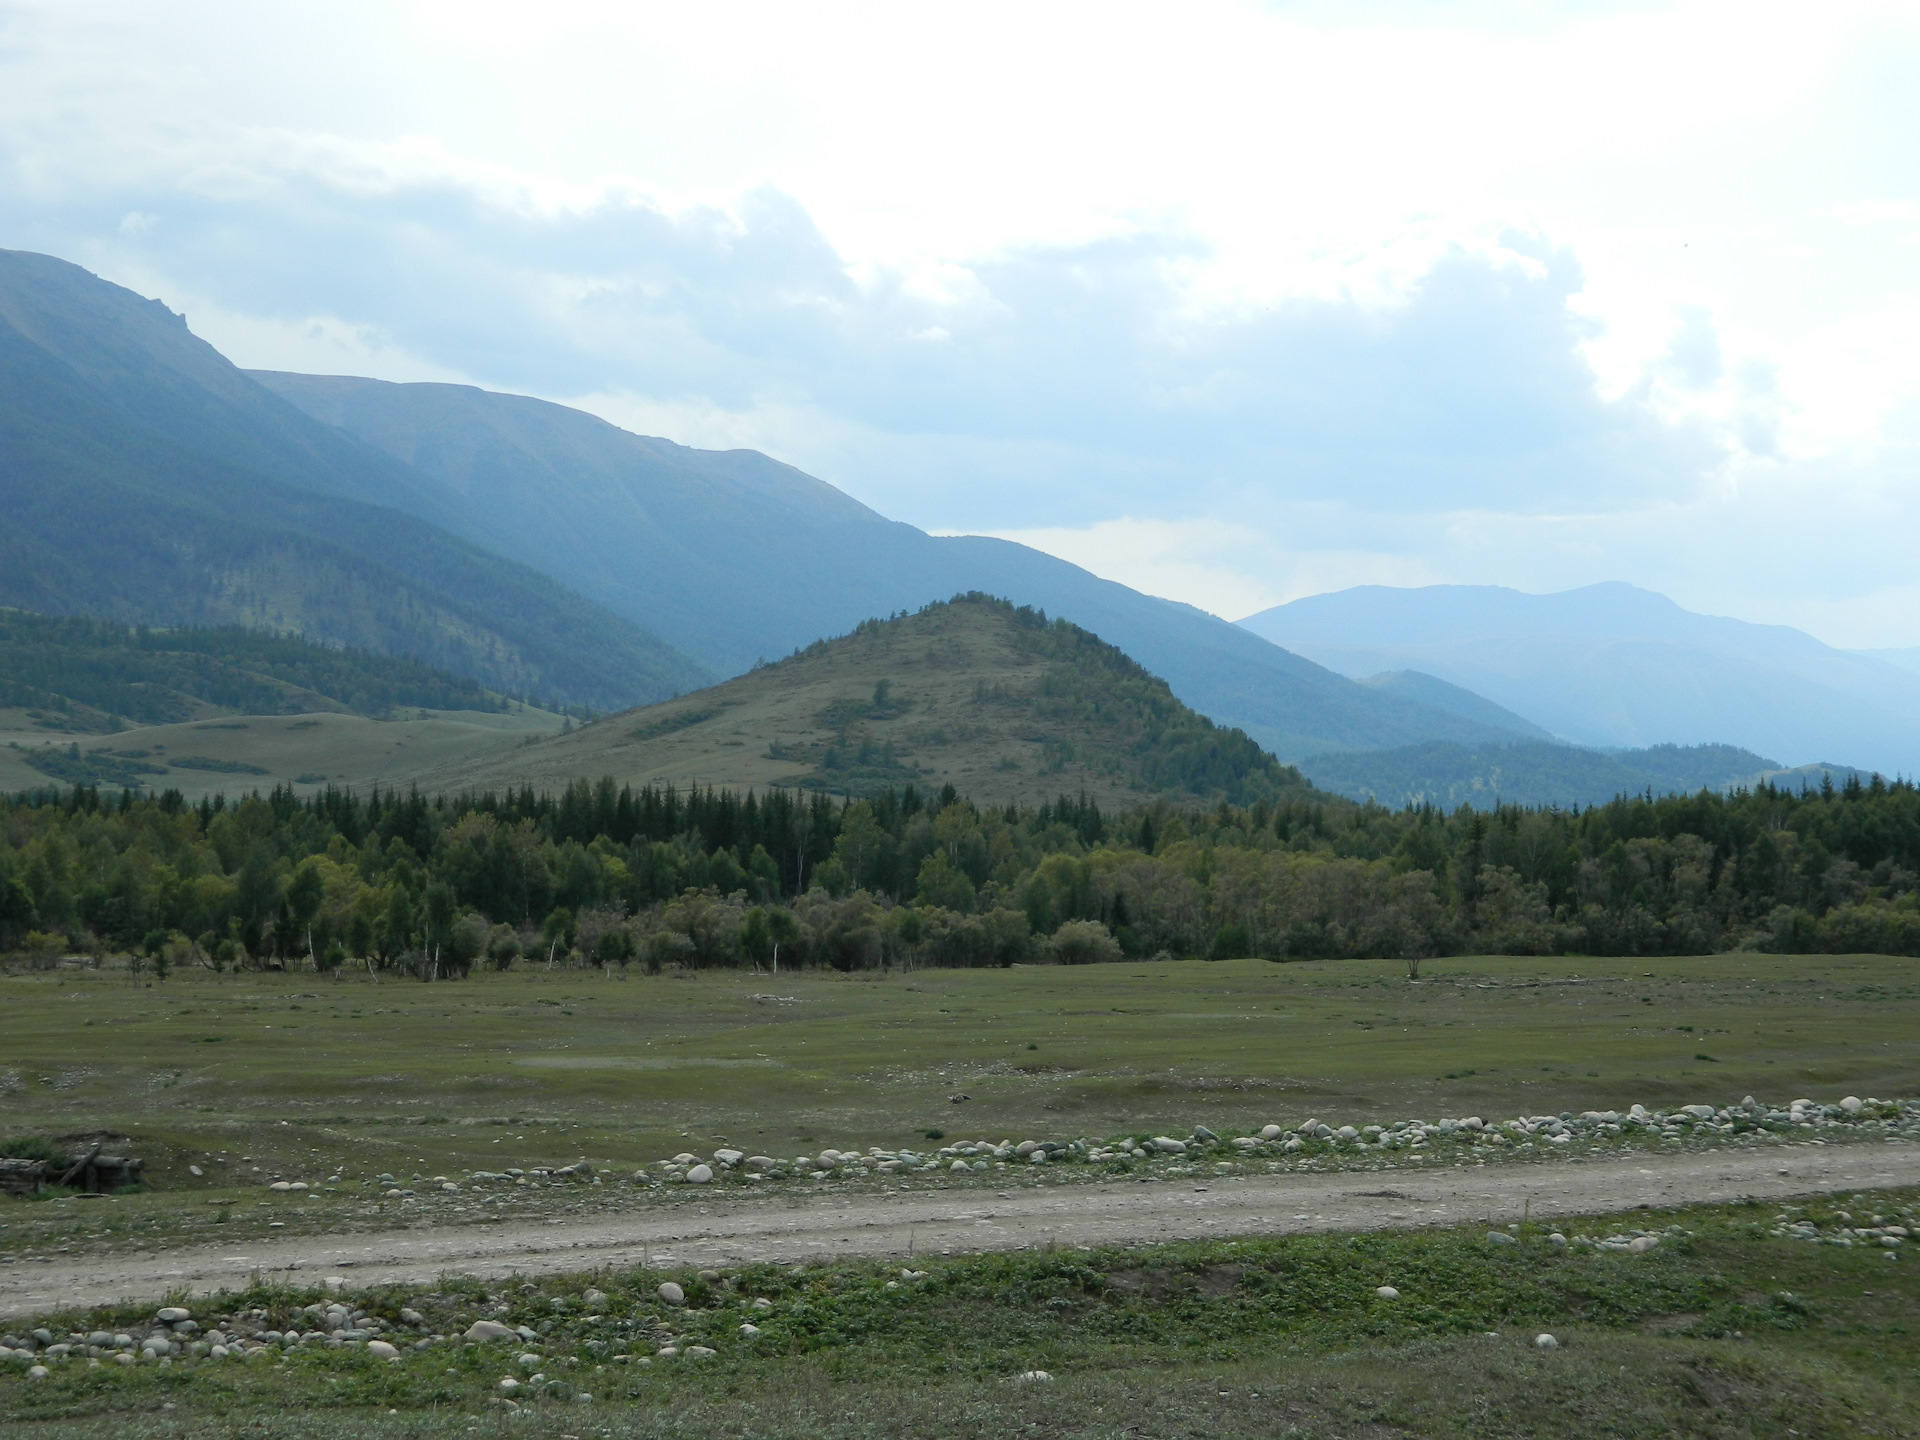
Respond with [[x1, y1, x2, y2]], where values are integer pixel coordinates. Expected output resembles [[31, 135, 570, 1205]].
[[3, 1189, 1916, 1438]]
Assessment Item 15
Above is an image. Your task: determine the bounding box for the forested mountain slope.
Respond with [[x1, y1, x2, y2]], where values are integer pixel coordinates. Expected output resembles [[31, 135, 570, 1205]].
[[252, 370, 1536, 761], [0, 250, 709, 710], [1299, 739, 1801, 810], [422, 594, 1310, 809], [0, 607, 503, 732]]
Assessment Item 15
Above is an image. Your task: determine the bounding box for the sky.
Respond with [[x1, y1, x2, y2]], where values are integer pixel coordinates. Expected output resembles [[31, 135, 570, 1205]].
[[2, 1, 1918, 645]]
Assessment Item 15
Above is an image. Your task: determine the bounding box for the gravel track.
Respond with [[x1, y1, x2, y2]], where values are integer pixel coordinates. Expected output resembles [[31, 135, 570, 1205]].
[[5, 1140, 1915, 1319]]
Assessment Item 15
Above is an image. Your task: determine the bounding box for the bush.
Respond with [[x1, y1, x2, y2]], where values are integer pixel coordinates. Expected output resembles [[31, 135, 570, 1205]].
[[1048, 919, 1122, 965], [487, 923, 521, 970]]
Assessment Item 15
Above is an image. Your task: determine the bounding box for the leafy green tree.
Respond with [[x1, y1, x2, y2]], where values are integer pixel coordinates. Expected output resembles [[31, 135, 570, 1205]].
[[915, 851, 976, 913]]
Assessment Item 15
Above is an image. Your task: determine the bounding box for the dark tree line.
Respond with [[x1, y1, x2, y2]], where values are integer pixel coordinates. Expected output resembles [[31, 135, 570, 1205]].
[[1, 771, 1916, 977]]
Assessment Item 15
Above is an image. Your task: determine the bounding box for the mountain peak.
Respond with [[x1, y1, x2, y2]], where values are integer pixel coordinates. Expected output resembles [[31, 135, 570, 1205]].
[[428, 593, 1308, 809]]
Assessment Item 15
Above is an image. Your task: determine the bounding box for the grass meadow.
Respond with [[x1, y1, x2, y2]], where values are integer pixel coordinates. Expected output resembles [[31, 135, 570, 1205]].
[[4, 951, 1919, 1436], [1, 952, 1916, 1252]]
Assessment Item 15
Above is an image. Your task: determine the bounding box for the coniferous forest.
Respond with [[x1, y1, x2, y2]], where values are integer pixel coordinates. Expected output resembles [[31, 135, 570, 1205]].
[[3, 769, 1916, 975]]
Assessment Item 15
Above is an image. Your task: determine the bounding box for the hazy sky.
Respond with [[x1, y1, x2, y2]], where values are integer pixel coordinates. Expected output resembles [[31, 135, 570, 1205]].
[[3, 1, 1917, 644]]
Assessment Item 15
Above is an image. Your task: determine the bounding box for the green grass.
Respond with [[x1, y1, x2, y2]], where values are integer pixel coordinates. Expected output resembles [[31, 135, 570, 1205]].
[[2, 952, 1915, 1263], [3, 1190, 1917, 1438]]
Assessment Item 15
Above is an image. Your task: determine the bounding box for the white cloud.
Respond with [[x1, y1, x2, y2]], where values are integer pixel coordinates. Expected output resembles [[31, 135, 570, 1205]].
[[1, 0, 1918, 644]]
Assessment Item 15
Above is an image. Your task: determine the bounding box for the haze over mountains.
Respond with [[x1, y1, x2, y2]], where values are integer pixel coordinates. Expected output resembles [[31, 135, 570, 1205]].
[[1241, 584, 1920, 777], [248, 368, 1537, 761], [2, 246, 1906, 805], [0, 250, 706, 711]]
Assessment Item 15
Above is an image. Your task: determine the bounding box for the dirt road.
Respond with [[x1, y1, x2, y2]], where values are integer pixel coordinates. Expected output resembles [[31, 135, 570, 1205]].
[[6, 1141, 1915, 1319]]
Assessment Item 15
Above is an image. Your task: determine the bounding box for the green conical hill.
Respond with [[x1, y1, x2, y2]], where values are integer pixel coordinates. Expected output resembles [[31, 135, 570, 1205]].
[[428, 594, 1309, 808]]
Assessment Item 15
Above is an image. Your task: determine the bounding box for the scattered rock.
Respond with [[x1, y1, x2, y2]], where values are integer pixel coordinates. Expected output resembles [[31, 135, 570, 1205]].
[[1375, 1286, 1400, 1299], [1013, 1370, 1054, 1383], [464, 1321, 518, 1342], [366, 1340, 399, 1360], [1486, 1231, 1517, 1246], [657, 1282, 686, 1306], [155, 1307, 191, 1323], [1535, 1333, 1560, 1350], [686, 1164, 714, 1185]]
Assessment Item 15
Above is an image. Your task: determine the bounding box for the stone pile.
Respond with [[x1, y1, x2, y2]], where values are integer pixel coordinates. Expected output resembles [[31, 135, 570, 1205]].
[[1769, 1201, 1913, 1256], [581, 1095, 1917, 1190], [0, 1301, 420, 1369]]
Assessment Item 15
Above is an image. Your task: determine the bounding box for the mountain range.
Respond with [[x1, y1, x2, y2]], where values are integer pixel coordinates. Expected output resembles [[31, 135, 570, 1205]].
[[4, 245, 1906, 799], [246, 367, 1552, 760], [0, 250, 706, 710], [1240, 583, 1920, 776], [0, 246, 1543, 762]]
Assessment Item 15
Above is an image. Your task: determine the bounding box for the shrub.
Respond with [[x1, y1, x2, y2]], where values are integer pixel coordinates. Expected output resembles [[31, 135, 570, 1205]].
[[1048, 918, 1122, 965]]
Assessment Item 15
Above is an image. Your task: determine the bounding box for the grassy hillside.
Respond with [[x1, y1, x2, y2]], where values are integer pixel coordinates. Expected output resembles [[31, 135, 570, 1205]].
[[1301, 739, 1789, 809], [426, 594, 1308, 808], [0, 707, 562, 800], [0, 607, 511, 733], [0, 250, 710, 710]]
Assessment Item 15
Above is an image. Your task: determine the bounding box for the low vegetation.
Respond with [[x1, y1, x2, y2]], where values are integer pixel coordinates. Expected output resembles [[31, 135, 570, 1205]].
[[3, 1189, 1917, 1438]]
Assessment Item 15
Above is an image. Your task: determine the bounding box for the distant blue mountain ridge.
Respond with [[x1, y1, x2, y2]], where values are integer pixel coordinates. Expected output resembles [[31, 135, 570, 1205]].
[[1239, 583, 1920, 777]]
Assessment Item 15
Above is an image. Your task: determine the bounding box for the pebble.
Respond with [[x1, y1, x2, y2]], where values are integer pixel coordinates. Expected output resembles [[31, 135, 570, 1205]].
[[657, 1282, 686, 1306], [686, 1346, 717, 1360], [1486, 1231, 1517, 1246], [156, 1308, 190, 1323], [687, 1164, 714, 1185], [1375, 1286, 1400, 1299], [463, 1321, 517, 1342], [365, 1340, 399, 1360], [1535, 1334, 1559, 1350]]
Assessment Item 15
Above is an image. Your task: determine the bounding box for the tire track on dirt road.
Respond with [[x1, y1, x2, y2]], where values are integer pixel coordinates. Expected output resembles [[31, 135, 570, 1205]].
[[5, 1141, 1914, 1318]]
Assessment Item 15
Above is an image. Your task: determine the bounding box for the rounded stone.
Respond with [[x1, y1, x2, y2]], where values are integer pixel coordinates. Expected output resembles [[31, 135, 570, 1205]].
[[366, 1340, 399, 1360], [1535, 1333, 1559, 1350], [686, 1164, 714, 1185], [1375, 1286, 1400, 1299], [657, 1282, 686, 1306]]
